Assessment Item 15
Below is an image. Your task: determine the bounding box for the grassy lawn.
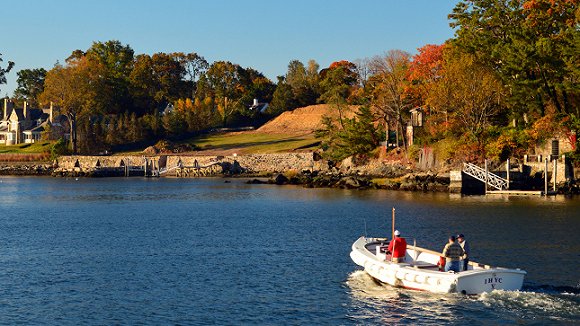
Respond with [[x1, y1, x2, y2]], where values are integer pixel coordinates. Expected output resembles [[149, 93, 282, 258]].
[[187, 132, 320, 154], [0, 141, 53, 153], [0, 141, 53, 162]]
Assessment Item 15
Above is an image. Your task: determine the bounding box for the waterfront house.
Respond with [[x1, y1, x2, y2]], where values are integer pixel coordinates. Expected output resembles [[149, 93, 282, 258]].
[[0, 98, 55, 145]]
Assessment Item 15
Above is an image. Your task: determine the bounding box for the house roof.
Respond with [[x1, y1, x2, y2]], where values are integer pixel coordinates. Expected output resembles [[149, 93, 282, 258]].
[[249, 102, 269, 113], [8, 108, 25, 121]]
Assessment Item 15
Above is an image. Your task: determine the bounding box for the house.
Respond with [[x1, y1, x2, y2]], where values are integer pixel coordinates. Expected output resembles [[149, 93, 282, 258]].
[[0, 99, 54, 145], [410, 107, 424, 127], [406, 107, 424, 147], [248, 98, 269, 113]]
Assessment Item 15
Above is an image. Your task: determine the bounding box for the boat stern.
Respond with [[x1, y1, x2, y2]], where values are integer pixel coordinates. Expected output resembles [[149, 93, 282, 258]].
[[456, 269, 526, 294]]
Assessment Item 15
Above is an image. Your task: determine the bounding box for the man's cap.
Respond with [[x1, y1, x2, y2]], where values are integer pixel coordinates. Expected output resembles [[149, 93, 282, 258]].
[[457, 234, 465, 238], [394, 230, 401, 236]]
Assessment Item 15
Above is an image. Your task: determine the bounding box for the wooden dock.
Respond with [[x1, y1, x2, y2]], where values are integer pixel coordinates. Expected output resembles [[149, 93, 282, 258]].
[[486, 190, 557, 196]]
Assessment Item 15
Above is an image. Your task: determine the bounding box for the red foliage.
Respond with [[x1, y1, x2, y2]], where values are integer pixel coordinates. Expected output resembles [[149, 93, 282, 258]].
[[406, 44, 445, 106], [328, 60, 356, 71], [408, 44, 445, 83]]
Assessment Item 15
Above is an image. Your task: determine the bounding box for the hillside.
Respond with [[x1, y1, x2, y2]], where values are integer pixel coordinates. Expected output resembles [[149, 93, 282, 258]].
[[256, 104, 358, 135], [147, 104, 360, 155]]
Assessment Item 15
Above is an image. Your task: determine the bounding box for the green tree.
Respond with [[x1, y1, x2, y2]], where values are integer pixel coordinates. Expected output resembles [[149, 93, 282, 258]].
[[14, 68, 47, 106], [162, 110, 187, 136], [316, 106, 380, 161], [85, 40, 135, 114], [129, 53, 187, 113], [0, 53, 15, 94], [270, 76, 296, 115], [449, 0, 579, 118], [319, 61, 358, 128]]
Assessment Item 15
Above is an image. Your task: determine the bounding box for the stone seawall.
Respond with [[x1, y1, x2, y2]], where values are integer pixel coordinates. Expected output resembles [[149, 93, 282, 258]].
[[55, 153, 326, 175]]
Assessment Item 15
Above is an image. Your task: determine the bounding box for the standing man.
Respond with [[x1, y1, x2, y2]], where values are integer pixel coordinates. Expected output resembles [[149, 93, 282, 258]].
[[387, 230, 407, 263], [457, 234, 470, 271], [442, 235, 464, 272]]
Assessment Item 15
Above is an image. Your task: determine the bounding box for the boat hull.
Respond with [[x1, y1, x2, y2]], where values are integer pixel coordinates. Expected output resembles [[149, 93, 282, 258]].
[[350, 236, 526, 294]]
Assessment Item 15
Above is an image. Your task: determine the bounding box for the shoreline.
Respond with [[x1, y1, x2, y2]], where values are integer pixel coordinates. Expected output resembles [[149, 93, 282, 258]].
[[1, 162, 578, 195]]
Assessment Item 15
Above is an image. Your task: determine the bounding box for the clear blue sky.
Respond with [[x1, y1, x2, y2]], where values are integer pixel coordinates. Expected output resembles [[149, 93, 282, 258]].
[[1, 0, 459, 97]]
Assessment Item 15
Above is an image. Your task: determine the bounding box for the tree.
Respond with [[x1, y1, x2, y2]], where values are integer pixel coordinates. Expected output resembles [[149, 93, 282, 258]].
[[203, 61, 245, 126], [407, 44, 445, 107], [319, 60, 359, 128], [270, 76, 296, 115], [367, 50, 412, 149], [85, 40, 135, 114], [129, 53, 186, 112], [173, 52, 209, 98], [449, 0, 579, 118], [428, 51, 506, 144], [14, 68, 47, 106], [40, 58, 106, 153], [276, 59, 320, 110], [0, 53, 15, 94], [338, 106, 381, 157], [316, 106, 380, 161]]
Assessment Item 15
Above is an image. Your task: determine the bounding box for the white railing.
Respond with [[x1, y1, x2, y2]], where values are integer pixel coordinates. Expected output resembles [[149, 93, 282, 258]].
[[462, 162, 508, 190]]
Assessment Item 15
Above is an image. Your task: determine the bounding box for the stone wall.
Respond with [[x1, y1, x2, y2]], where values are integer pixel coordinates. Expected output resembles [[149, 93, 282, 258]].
[[523, 154, 570, 183], [56, 153, 325, 174]]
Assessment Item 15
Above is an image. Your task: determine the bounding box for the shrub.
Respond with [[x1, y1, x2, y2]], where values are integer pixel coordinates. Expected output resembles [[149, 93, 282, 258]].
[[50, 138, 69, 159]]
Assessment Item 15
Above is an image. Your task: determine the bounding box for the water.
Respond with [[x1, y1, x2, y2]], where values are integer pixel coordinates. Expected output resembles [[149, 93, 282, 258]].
[[0, 176, 578, 325]]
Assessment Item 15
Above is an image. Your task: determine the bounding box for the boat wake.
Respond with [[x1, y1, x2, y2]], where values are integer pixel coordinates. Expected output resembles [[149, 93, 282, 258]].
[[346, 271, 580, 323], [478, 289, 580, 322]]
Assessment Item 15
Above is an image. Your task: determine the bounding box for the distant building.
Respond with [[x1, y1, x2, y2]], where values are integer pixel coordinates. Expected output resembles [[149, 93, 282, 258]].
[[248, 98, 269, 113], [410, 107, 424, 127], [0, 99, 63, 145], [161, 103, 174, 116], [406, 107, 424, 147]]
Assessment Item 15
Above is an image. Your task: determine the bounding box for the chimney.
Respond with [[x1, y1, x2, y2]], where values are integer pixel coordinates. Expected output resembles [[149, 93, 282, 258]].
[[253, 98, 258, 106], [49, 102, 54, 123], [3, 98, 7, 120], [23, 101, 28, 120]]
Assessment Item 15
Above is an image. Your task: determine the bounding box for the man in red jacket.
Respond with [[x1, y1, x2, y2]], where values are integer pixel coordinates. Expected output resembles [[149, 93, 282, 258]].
[[387, 230, 407, 263]]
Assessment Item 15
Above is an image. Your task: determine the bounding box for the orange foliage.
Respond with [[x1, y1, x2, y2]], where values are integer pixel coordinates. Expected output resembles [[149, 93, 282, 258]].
[[523, 0, 579, 27], [406, 44, 445, 106], [328, 60, 356, 70]]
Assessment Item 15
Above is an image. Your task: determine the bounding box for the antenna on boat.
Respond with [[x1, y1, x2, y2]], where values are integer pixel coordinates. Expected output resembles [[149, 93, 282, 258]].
[[391, 207, 395, 240], [363, 218, 368, 238]]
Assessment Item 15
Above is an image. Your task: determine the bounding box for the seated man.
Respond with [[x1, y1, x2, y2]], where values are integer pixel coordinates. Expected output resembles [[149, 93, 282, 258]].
[[387, 230, 407, 263]]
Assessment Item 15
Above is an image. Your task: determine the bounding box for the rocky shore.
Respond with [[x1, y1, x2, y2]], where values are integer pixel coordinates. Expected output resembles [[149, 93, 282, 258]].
[[247, 170, 451, 192], [0, 164, 53, 176]]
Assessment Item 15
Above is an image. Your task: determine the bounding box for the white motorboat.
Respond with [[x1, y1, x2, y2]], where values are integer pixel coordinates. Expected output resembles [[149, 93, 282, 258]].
[[350, 236, 526, 294]]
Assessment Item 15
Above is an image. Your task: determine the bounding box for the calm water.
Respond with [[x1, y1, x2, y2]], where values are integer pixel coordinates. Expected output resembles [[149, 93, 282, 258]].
[[0, 177, 578, 325]]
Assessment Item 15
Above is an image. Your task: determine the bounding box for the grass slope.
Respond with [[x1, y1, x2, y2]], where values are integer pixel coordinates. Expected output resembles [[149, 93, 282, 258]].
[[0, 141, 52, 153], [188, 132, 319, 154]]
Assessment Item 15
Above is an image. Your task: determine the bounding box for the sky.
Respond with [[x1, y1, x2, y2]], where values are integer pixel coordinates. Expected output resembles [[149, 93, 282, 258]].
[[1, 0, 459, 97]]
